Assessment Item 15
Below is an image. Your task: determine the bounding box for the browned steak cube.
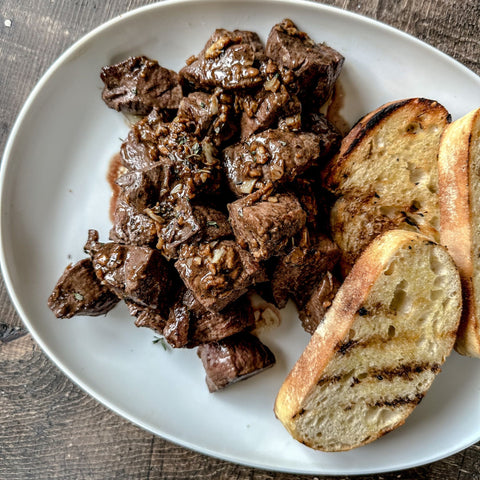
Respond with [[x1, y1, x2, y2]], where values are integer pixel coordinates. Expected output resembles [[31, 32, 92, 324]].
[[299, 271, 341, 334], [100, 56, 183, 115], [85, 230, 172, 312], [163, 289, 254, 348], [266, 19, 344, 106], [303, 109, 340, 135], [222, 129, 321, 196], [109, 196, 158, 247], [125, 301, 168, 335], [197, 332, 275, 392], [121, 112, 222, 199], [291, 177, 321, 230], [155, 200, 232, 260], [191, 205, 233, 242], [228, 192, 306, 260], [48, 259, 119, 319], [271, 232, 340, 308], [239, 83, 302, 140], [180, 29, 264, 91], [115, 161, 174, 211], [176, 91, 238, 146], [291, 176, 336, 234], [151, 196, 200, 259], [302, 111, 343, 154], [120, 109, 168, 171], [174, 240, 266, 312]]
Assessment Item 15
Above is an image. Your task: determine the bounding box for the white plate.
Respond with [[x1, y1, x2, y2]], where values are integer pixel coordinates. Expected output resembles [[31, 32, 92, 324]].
[[1, 0, 480, 475]]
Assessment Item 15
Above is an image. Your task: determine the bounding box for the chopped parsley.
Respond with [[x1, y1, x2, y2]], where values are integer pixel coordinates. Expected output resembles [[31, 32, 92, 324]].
[[153, 336, 171, 351]]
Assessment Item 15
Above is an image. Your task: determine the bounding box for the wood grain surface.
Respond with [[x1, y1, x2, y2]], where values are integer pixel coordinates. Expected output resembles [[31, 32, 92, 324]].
[[1, 1, 479, 479]]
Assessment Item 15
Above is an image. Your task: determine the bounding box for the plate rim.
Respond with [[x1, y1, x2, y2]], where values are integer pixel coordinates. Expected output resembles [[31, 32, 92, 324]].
[[1, 0, 479, 475]]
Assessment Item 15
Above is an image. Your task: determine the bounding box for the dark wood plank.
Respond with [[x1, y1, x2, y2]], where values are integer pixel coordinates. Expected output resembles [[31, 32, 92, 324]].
[[458, 443, 480, 480], [0, 0, 479, 479], [0, 335, 155, 479]]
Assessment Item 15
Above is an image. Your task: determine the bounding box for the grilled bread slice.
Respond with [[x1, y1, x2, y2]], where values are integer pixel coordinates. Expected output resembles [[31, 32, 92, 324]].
[[324, 98, 450, 270], [274, 230, 461, 452], [438, 107, 480, 357]]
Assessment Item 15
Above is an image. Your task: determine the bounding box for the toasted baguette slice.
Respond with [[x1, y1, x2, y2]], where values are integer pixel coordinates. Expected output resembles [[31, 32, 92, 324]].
[[438, 107, 480, 357], [324, 98, 450, 202], [274, 230, 461, 452], [323, 98, 450, 268]]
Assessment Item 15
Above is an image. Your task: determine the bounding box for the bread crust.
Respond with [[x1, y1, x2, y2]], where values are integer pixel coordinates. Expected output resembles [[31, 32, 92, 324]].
[[439, 108, 480, 357], [274, 230, 461, 451]]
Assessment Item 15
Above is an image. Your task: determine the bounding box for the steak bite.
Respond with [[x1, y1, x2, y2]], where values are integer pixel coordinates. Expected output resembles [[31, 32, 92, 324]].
[[180, 29, 265, 91], [122, 112, 222, 198], [174, 239, 266, 312], [153, 200, 232, 259], [115, 161, 174, 211], [120, 109, 168, 171], [228, 192, 306, 260], [240, 84, 302, 140], [265, 19, 344, 107], [191, 204, 233, 242], [239, 57, 303, 139], [197, 331, 276, 392], [100, 56, 183, 116], [163, 289, 254, 348], [271, 232, 340, 309], [126, 300, 167, 334], [157, 133, 222, 200], [85, 230, 172, 312], [109, 196, 158, 247], [49, 22, 354, 395], [222, 129, 322, 196], [298, 271, 341, 334], [291, 177, 321, 230], [302, 111, 342, 152], [291, 176, 335, 234], [153, 197, 201, 259], [176, 90, 238, 146], [48, 259, 119, 319]]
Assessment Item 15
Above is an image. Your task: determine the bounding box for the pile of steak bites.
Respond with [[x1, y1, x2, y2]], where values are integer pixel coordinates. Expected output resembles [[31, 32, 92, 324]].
[[48, 19, 345, 392]]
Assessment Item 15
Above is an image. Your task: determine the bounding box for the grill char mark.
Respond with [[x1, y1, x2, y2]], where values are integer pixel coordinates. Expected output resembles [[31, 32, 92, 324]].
[[369, 392, 424, 408], [340, 98, 444, 160], [367, 362, 440, 382], [334, 330, 455, 356], [316, 362, 440, 389], [340, 99, 410, 158], [337, 339, 358, 355]]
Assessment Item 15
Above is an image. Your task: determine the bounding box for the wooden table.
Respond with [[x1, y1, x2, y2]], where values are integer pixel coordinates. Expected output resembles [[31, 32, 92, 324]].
[[1, 1, 479, 478]]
